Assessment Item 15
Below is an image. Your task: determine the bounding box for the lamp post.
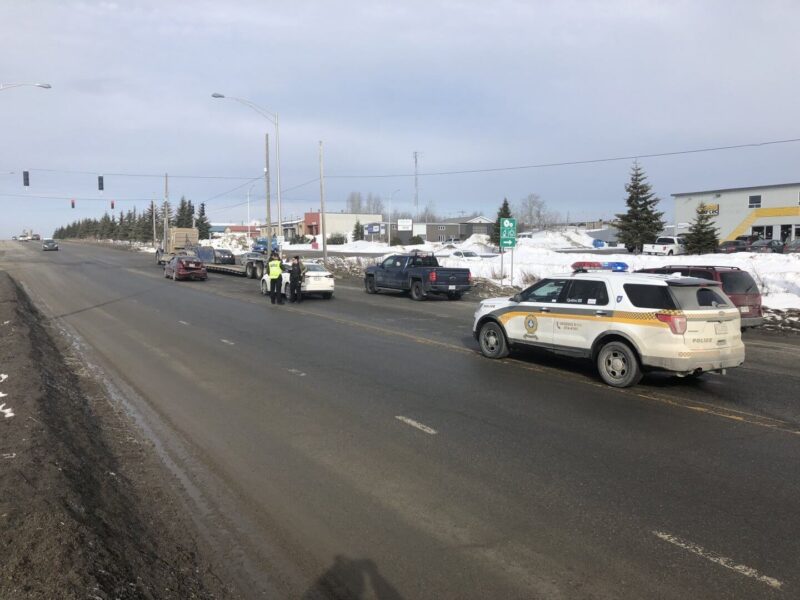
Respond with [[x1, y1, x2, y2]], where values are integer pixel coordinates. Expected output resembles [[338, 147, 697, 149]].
[[212, 92, 281, 244], [0, 82, 52, 92]]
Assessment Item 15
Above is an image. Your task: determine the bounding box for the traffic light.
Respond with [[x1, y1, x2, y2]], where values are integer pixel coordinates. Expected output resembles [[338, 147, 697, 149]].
[[23, 171, 29, 187], [98, 175, 104, 191], [70, 199, 75, 209], [110, 200, 115, 209]]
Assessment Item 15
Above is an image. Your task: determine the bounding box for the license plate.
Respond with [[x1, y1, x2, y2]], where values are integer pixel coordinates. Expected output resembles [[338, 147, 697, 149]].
[[448, 285, 456, 290], [189, 263, 199, 268], [714, 322, 728, 334], [739, 306, 749, 314]]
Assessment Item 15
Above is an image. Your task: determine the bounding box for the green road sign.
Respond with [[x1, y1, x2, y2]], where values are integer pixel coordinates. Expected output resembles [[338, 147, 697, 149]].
[[500, 217, 517, 248]]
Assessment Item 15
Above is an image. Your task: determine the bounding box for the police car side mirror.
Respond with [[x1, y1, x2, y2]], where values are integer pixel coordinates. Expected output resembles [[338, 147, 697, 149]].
[[511, 293, 522, 303]]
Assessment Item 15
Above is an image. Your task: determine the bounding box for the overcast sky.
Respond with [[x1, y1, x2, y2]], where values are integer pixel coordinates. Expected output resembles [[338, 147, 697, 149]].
[[2, 0, 799, 237]]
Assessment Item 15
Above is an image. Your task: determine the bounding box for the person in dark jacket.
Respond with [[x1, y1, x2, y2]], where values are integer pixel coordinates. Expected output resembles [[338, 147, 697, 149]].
[[288, 256, 306, 303]]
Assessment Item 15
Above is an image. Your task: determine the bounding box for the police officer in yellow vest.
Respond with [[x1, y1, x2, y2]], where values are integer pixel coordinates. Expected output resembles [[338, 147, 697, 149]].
[[268, 252, 284, 305]]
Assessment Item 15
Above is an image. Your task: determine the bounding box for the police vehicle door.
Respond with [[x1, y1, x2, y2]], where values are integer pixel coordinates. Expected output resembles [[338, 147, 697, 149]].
[[505, 279, 570, 348], [550, 279, 611, 354]]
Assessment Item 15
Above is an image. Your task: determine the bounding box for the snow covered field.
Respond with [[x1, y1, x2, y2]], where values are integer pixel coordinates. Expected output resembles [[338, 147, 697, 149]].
[[183, 230, 800, 309]]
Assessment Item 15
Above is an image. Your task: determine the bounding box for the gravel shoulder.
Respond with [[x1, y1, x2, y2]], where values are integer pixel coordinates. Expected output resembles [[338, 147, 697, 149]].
[[0, 270, 237, 599]]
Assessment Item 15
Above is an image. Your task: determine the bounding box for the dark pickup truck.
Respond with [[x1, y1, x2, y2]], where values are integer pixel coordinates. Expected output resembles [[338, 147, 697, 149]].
[[364, 252, 472, 300]]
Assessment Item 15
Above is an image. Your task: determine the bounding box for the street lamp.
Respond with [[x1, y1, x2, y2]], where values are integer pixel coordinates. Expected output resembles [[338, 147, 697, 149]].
[[212, 92, 282, 244], [0, 82, 52, 91]]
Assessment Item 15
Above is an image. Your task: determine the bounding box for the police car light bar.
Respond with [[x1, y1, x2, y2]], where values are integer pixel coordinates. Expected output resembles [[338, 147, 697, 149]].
[[571, 261, 629, 273]]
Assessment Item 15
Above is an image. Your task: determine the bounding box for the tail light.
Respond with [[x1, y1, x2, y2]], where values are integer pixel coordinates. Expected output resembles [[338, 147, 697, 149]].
[[656, 312, 687, 335], [468, 271, 473, 284], [429, 271, 437, 282]]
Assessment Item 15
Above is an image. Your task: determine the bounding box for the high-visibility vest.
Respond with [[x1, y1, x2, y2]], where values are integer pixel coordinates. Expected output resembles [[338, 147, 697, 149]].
[[268, 260, 282, 279]]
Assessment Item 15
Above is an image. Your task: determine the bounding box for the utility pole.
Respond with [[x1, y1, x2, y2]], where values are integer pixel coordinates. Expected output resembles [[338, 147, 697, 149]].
[[319, 141, 328, 264], [162, 173, 169, 248], [413, 151, 419, 217], [151, 200, 157, 247], [264, 132, 272, 238]]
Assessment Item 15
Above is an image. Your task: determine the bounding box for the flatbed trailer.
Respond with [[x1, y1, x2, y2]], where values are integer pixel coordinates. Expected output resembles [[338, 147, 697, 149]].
[[205, 254, 270, 279]]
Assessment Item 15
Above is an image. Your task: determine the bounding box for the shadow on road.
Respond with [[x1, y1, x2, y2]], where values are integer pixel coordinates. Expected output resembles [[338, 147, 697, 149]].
[[302, 554, 403, 600]]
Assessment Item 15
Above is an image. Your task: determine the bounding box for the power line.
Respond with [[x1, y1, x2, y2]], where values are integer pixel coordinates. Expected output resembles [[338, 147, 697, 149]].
[[26, 167, 260, 180], [205, 177, 321, 213], [326, 136, 800, 179]]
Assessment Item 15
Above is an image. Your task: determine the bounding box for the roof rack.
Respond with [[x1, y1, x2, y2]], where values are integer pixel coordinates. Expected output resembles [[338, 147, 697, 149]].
[[660, 265, 741, 271]]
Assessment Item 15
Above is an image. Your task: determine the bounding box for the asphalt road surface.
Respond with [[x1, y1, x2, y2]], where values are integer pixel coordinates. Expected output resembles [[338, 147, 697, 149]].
[[2, 240, 799, 599]]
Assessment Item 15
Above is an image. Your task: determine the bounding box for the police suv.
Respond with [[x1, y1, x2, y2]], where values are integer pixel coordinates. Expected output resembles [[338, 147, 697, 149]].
[[473, 262, 745, 387]]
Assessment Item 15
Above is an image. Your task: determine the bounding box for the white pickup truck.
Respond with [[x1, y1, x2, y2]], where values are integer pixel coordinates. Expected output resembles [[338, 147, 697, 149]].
[[642, 236, 687, 256]]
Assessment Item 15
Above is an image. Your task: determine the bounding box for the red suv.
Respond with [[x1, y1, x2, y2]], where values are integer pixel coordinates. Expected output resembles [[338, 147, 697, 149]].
[[636, 265, 763, 328]]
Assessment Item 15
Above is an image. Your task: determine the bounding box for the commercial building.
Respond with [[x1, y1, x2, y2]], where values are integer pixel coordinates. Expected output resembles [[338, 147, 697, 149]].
[[672, 182, 800, 242], [303, 212, 383, 239]]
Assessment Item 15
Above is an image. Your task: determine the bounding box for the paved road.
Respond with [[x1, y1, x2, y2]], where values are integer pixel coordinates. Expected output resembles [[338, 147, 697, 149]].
[[2, 240, 799, 599]]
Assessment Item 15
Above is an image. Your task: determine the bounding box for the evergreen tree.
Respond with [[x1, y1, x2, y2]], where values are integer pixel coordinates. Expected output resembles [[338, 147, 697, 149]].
[[615, 162, 665, 253], [175, 197, 189, 227], [352, 219, 364, 241], [196, 203, 211, 239], [491, 198, 513, 245], [99, 213, 113, 238], [683, 202, 720, 255], [187, 200, 195, 227]]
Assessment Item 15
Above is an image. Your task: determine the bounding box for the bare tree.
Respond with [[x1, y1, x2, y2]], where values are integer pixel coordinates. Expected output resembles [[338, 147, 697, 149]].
[[346, 191, 363, 213], [513, 193, 546, 230], [365, 193, 384, 215]]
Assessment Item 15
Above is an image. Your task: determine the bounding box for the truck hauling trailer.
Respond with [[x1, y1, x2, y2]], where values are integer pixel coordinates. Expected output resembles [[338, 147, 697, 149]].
[[156, 227, 200, 265]]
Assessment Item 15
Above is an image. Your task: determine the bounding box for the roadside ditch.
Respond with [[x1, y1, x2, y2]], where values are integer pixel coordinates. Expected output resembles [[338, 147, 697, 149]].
[[0, 271, 238, 599]]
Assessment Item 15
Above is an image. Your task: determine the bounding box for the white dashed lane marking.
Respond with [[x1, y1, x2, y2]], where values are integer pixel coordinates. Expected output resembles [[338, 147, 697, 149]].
[[220, 339, 235, 346], [652, 530, 783, 590], [288, 368, 306, 377], [178, 320, 189, 325], [395, 416, 438, 435]]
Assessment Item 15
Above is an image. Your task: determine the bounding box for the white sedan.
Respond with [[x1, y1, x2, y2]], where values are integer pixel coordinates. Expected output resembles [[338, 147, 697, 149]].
[[450, 250, 482, 262], [260, 262, 335, 299]]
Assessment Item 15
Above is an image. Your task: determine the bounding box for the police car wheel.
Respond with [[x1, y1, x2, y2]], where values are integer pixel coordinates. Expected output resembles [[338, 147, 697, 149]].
[[597, 341, 642, 388], [479, 322, 509, 359]]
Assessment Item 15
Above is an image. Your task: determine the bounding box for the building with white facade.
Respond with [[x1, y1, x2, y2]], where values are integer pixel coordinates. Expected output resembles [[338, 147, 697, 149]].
[[672, 182, 800, 242]]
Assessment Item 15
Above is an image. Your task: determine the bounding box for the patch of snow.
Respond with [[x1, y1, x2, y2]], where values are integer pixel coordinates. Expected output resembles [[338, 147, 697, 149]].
[[0, 374, 7, 383], [438, 248, 800, 310], [0, 403, 14, 419]]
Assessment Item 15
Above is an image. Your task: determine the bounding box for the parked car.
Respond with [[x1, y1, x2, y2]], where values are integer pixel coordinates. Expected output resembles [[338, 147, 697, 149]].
[[636, 265, 763, 328], [450, 250, 482, 262], [31, 234, 41, 241], [164, 256, 208, 281], [642, 236, 687, 256], [717, 240, 748, 253], [11, 236, 17, 241], [750, 239, 784, 253], [364, 251, 472, 300], [260, 261, 335, 299], [474, 263, 744, 387], [735, 234, 762, 248], [195, 246, 236, 265], [41, 239, 59, 251], [783, 239, 800, 253]]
